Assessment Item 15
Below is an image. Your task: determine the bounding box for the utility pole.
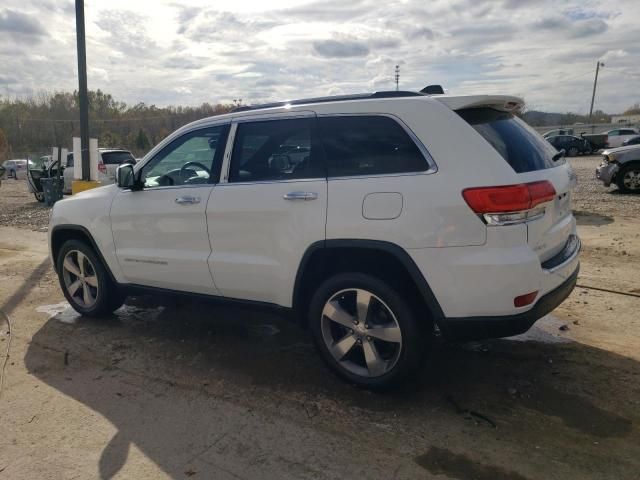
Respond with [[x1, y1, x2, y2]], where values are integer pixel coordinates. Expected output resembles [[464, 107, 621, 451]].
[[589, 61, 605, 122], [75, 0, 90, 181], [395, 65, 400, 91]]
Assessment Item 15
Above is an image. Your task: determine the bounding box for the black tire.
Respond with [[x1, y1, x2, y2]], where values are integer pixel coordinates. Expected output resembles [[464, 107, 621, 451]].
[[616, 163, 640, 193], [309, 272, 428, 389], [34, 192, 45, 202], [56, 239, 125, 317], [567, 147, 579, 157]]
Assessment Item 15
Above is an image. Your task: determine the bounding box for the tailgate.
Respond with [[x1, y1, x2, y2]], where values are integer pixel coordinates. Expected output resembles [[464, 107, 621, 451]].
[[518, 163, 577, 262]]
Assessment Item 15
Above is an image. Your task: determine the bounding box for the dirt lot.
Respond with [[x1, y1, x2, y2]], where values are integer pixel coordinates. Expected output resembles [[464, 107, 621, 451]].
[[1, 157, 639, 479]]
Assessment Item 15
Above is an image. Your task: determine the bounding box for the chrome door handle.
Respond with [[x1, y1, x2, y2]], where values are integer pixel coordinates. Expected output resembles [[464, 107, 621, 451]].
[[283, 191, 318, 201], [175, 195, 201, 205]]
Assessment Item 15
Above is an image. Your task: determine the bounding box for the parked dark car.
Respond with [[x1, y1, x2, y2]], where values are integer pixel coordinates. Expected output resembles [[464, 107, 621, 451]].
[[622, 135, 640, 147], [546, 135, 591, 156]]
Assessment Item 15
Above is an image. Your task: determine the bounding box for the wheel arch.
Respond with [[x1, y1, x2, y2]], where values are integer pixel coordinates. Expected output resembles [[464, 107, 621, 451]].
[[50, 225, 117, 284], [292, 239, 444, 328]]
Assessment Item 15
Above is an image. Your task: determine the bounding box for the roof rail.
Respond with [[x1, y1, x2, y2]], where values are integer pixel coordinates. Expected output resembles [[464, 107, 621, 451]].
[[232, 90, 425, 113]]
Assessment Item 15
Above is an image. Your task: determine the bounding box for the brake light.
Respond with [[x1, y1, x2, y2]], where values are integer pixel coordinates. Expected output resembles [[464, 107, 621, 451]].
[[462, 181, 556, 225], [98, 163, 106, 174]]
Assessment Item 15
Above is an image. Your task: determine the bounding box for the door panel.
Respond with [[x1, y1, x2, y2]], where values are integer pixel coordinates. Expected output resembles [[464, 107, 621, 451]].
[[207, 180, 326, 306], [206, 115, 327, 307], [111, 186, 218, 294], [110, 124, 229, 294]]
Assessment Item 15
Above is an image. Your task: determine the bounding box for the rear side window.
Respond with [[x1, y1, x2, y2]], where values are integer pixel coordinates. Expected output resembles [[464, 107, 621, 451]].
[[457, 108, 561, 173], [318, 116, 428, 177], [102, 151, 135, 165]]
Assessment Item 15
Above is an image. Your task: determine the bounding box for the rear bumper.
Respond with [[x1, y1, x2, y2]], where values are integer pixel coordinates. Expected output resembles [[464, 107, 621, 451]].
[[438, 263, 579, 341]]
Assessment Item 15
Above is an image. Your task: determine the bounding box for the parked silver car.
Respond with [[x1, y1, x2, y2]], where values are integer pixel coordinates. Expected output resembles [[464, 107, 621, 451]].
[[596, 145, 640, 193]]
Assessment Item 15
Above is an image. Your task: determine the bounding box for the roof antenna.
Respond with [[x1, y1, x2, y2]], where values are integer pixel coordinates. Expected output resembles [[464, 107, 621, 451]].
[[395, 65, 400, 91]]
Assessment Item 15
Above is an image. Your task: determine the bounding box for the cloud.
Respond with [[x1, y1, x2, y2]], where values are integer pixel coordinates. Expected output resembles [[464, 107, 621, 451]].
[[533, 16, 608, 38], [571, 18, 608, 37], [0, 8, 47, 41], [313, 39, 370, 58], [1, 0, 639, 114]]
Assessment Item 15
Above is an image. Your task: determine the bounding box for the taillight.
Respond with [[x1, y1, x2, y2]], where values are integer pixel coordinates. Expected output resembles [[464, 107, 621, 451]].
[[98, 163, 107, 174], [462, 181, 556, 225]]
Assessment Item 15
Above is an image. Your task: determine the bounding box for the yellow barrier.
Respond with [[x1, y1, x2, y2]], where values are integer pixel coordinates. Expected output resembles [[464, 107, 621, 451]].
[[71, 180, 102, 195]]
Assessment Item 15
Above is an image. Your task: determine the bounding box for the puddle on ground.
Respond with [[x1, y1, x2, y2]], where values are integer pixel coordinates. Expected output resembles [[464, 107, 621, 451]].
[[36, 302, 79, 324], [507, 314, 572, 344], [35, 302, 165, 325], [415, 446, 531, 480]]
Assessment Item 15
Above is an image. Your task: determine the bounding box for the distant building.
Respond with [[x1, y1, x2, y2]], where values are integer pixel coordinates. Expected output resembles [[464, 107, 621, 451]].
[[611, 114, 640, 124]]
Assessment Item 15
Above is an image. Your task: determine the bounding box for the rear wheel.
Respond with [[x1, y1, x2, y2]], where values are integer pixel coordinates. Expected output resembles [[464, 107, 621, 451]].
[[616, 163, 640, 193], [56, 239, 125, 316], [309, 273, 427, 389]]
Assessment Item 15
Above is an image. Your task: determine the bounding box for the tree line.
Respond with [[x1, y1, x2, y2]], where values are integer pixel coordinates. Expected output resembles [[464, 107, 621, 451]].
[[0, 90, 234, 161]]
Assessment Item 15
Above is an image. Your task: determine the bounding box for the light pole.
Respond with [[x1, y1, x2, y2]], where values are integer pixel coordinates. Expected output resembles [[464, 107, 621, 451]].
[[75, 0, 90, 181], [589, 61, 604, 122], [395, 65, 400, 91]]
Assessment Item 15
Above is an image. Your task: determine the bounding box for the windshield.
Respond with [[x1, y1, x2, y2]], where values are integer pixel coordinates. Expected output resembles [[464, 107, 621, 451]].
[[457, 107, 562, 173]]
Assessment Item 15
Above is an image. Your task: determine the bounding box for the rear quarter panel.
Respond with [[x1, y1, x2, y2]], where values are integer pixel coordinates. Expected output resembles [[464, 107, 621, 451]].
[[313, 97, 519, 249]]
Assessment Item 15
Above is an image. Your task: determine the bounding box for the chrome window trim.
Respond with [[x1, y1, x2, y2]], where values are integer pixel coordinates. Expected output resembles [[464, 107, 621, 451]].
[[216, 177, 326, 187], [116, 183, 215, 193], [315, 112, 438, 177]]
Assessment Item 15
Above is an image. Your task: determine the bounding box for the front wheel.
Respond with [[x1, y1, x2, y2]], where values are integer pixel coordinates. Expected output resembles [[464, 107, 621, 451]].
[[309, 273, 427, 389], [616, 163, 640, 193], [56, 239, 125, 317]]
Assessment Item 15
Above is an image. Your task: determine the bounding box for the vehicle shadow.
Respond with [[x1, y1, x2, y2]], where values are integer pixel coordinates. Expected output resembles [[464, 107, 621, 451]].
[[24, 296, 640, 479]]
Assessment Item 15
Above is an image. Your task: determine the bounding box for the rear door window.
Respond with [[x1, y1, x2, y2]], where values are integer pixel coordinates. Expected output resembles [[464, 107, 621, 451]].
[[229, 118, 323, 182], [318, 116, 429, 177], [457, 107, 561, 173]]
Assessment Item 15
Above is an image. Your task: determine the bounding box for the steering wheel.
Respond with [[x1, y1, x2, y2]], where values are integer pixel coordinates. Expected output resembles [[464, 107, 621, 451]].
[[180, 161, 210, 182]]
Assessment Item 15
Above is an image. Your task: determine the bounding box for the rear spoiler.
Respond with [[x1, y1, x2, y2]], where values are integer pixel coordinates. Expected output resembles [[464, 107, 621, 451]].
[[435, 95, 524, 112]]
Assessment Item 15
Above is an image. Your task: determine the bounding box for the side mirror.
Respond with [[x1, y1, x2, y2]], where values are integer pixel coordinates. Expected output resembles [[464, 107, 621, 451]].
[[116, 163, 135, 189]]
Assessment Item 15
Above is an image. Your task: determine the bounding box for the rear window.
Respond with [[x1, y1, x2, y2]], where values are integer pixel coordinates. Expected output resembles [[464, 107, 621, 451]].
[[101, 151, 135, 165], [457, 108, 561, 173]]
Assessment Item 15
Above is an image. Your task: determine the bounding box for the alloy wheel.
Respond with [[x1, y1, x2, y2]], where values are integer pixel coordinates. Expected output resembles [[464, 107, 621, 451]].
[[320, 288, 402, 378], [622, 169, 640, 190], [62, 250, 99, 308]]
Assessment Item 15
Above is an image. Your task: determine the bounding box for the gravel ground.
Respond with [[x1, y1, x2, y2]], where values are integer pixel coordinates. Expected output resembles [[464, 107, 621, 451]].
[[0, 156, 637, 232], [0, 179, 50, 231], [570, 155, 640, 217]]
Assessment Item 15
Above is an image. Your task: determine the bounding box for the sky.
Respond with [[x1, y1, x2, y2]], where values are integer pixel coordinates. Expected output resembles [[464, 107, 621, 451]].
[[0, 0, 639, 114]]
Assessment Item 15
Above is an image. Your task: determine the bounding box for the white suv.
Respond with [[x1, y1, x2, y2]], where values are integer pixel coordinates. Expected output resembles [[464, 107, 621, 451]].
[[49, 90, 580, 388]]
